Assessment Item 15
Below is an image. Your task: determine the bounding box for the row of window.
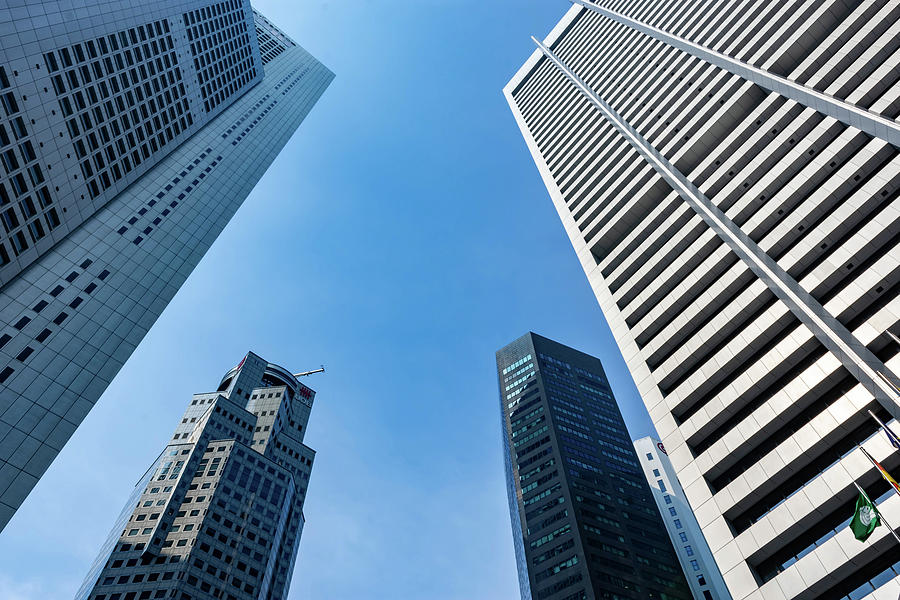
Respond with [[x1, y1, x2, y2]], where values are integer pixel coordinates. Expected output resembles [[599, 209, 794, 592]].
[[185, 0, 256, 113], [536, 571, 582, 600], [0, 67, 61, 265], [503, 360, 534, 384], [277, 65, 311, 96], [0, 261, 108, 384], [502, 353, 534, 375], [255, 22, 287, 64], [517, 445, 552, 472], [521, 469, 557, 496], [118, 148, 218, 245], [506, 378, 538, 405], [525, 495, 565, 523], [507, 389, 541, 418], [253, 9, 296, 66], [511, 415, 544, 438], [46, 18, 190, 204], [515, 435, 551, 459]]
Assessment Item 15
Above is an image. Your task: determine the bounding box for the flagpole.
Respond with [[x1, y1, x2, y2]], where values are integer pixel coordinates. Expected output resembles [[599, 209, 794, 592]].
[[858, 444, 900, 499], [868, 409, 900, 448], [852, 480, 900, 545]]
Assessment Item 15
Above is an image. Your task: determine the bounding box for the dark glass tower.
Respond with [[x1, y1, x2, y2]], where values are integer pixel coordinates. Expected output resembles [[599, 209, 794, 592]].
[[497, 333, 689, 600], [75, 351, 317, 600]]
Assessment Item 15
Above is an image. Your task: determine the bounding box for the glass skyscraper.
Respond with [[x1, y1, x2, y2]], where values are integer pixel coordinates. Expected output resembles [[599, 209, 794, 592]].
[[75, 351, 317, 600], [497, 332, 689, 600], [0, 0, 332, 531]]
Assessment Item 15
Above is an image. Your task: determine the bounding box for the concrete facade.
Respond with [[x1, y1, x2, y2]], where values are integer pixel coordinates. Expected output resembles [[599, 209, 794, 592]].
[[504, 2, 900, 599], [498, 332, 690, 600], [635, 436, 730, 600], [0, 0, 333, 531], [75, 351, 317, 600]]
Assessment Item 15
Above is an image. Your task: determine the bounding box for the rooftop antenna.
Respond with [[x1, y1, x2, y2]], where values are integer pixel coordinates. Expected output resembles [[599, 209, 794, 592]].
[[293, 366, 325, 378]]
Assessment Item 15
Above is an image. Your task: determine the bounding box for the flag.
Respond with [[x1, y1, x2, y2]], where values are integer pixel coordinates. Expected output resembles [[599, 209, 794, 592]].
[[885, 424, 900, 451], [868, 410, 900, 451], [860, 446, 900, 496], [849, 491, 880, 541]]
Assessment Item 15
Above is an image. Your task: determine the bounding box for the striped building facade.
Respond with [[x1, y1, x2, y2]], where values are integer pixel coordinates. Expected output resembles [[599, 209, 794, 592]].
[[504, 2, 900, 599]]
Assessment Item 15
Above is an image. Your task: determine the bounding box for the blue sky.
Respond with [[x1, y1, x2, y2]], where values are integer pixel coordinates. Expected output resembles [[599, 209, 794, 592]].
[[0, 1, 658, 598]]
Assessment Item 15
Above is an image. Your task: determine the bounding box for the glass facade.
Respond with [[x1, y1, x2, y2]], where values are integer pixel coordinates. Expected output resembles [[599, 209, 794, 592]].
[[0, 0, 332, 531], [497, 333, 689, 600]]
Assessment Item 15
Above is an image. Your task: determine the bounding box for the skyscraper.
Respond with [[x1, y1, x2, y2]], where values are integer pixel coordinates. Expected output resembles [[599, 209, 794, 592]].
[[0, 0, 332, 530], [634, 437, 730, 600], [75, 351, 317, 600], [497, 332, 689, 600], [504, 2, 900, 598]]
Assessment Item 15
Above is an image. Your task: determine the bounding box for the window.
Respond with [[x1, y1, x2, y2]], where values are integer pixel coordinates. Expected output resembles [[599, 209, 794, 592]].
[[663, 495, 672, 505], [668, 507, 677, 516], [703, 591, 712, 600], [690, 560, 700, 571], [697, 575, 706, 586], [679, 532, 688, 542], [674, 519, 682, 529], [685, 545, 694, 556], [657, 480, 666, 492], [646, 452, 653, 461], [652, 469, 660, 477]]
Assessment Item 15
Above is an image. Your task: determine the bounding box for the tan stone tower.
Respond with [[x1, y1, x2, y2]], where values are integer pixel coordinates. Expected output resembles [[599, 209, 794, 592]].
[[76, 352, 317, 600]]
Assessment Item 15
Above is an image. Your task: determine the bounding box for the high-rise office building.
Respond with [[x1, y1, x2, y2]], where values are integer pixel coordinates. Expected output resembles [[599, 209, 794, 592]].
[[0, 0, 332, 530], [497, 332, 689, 600], [635, 437, 730, 600], [504, 2, 900, 598], [75, 351, 317, 600]]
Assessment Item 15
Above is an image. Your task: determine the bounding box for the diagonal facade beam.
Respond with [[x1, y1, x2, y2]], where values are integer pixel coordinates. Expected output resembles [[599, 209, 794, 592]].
[[530, 35, 900, 418], [570, 0, 900, 149]]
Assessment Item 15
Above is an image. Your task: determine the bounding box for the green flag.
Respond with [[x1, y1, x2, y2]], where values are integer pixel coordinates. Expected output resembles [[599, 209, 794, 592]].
[[849, 491, 880, 541]]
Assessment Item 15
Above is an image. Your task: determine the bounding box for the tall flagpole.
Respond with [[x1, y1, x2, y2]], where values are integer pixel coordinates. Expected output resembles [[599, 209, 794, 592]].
[[852, 480, 900, 545], [858, 444, 900, 498], [868, 409, 900, 449]]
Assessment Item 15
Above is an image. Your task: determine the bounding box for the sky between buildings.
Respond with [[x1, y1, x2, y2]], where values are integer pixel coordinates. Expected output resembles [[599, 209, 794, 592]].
[[0, 1, 659, 598]]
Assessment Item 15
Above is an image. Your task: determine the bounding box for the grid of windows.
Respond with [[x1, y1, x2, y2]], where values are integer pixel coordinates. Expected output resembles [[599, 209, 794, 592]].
[[499, 334, 689, 600], [184, 0, 258, 113], [45, 18, 192, 201], [252, 9, 296, 65], [79, 355, 316, 600], [0, 261, 111, 385], [254, 24, 287, 65], [115, 147, 220, 244], [0, 65, 60, 265]]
